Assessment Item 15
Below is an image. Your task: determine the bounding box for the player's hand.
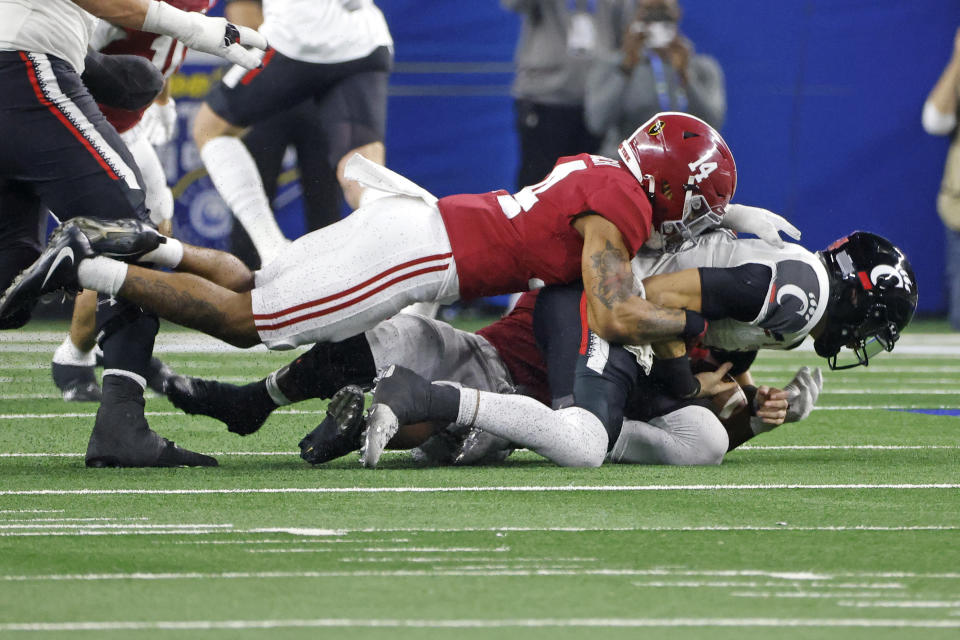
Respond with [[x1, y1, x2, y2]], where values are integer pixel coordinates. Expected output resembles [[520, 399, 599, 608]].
[[695, 361, 738, 398], [721, 203, 801, 248], [139, 99, 178, 146], [754, 385, 790, 425], [143, 0, 268, 70], [783, 365, 823, 422]]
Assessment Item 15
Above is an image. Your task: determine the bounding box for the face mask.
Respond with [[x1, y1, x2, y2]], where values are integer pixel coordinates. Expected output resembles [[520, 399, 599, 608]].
[[645, 21, 677, 49]]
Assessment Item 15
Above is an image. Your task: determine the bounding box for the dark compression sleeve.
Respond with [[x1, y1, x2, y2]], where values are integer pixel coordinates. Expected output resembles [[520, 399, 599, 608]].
[[698, 263, 772, 323]]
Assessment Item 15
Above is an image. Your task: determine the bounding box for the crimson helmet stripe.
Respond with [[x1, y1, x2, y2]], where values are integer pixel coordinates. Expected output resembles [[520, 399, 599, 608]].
[[858, 271, 873, 290]]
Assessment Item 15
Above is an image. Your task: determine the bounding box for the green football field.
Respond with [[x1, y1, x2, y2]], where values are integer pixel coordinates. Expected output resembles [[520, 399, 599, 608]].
[[0, 319, 957, 639]]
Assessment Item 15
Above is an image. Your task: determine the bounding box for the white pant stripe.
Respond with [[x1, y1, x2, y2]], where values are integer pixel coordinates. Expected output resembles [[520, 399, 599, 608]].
[[28, 54, 141, 192]]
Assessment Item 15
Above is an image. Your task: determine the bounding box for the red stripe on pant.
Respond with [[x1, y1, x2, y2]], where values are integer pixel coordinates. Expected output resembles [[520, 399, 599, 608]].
[[578, 292, 590, 355], [253, 252, 453, 321], [19, 52, 119, 181], [240, 48, 276, 86], [255, 263, 450, 332]]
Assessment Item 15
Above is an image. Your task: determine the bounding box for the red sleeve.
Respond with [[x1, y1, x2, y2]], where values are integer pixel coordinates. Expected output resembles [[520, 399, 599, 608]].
[[584, 181, 653, 255]]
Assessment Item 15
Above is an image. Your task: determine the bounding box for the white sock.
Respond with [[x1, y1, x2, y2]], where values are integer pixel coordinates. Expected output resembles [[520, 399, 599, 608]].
[[77, 257, 127, 297], [457, 390, 607, 467], [52, 334, 95, 366], [200, 137, 289, 264], [139, 238, 183, 268], [102, 370, 145, 390], [264, 370, 290, 407]]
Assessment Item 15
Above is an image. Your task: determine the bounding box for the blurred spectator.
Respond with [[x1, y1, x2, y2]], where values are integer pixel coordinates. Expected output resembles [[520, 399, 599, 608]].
[[922, 26, 960, 330], [585, 0, 725, 157], [502, 0, 632, 188]]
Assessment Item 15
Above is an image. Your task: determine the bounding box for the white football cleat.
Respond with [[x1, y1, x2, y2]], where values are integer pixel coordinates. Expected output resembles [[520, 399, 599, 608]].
[[359, 403, 401, 469]]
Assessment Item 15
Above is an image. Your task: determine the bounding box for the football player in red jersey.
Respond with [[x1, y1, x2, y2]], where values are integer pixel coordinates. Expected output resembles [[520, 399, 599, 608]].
[[2, 112, 751, 356], [52, 1, 218, 403]]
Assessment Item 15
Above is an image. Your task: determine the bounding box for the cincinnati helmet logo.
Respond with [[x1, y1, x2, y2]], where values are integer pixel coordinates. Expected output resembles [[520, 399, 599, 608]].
[[648, 120, 665, 136], [870, 264, 913, 293]]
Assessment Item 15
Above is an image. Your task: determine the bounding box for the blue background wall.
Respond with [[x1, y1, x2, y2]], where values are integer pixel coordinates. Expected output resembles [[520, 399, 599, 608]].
[[182, 1, 960, 313]]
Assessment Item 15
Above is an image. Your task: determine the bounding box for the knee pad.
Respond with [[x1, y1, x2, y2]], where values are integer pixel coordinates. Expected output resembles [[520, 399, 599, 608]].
[[649, 405, 729, 465], [554, 406, 608, 467]]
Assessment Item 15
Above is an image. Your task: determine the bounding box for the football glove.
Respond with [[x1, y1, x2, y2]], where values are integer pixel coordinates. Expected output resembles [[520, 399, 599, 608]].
[[783, 365, 823, 423], [721, 203, 801, 248], [139, 99, 178, 147], [142, 0, 267, 70]]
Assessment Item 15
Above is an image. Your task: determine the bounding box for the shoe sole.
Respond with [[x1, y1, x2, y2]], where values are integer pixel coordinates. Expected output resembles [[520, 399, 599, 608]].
[[70, 217, 161, 260], [360, 404, 400, 469], [328, 385, 365, 435]]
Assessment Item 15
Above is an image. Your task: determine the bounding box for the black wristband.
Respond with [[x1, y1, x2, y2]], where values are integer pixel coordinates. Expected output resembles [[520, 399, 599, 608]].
[[681, 310, 708, 341], [653, 355, 700, 399], [741, 385, 759, 415]]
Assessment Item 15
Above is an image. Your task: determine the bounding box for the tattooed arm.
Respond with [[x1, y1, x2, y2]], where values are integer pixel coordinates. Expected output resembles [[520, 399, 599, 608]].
[[574, 215, 691, 344]]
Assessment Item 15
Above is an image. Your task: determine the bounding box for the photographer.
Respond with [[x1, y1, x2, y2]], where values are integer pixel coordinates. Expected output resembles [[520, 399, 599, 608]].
[[585, 0, 725, 156]]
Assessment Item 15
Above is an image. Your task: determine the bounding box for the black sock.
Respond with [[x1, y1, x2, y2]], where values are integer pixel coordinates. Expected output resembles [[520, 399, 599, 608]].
[[428, 384, 461, 424], [277, 334, 377, 401]]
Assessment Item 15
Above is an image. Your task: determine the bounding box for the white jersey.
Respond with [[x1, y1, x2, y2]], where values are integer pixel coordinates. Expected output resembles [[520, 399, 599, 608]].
[[632, 230, 830, 352], [0, 0, 95, 73], [260, 0, 392, 64]]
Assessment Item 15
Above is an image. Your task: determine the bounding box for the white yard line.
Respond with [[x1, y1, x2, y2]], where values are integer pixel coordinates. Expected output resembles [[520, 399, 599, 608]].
[[2, 567, 957, 583], [1, 484, 958, 497], [0, 524, 957, 539], [630, 581, 903, 590], [0, 617, 958, 631]]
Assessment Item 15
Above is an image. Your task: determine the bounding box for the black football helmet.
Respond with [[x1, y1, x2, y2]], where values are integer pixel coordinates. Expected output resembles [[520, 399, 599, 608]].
[[815, 231, 917, 370]]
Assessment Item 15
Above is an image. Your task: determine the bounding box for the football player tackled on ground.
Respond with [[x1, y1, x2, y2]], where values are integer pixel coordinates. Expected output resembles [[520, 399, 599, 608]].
[[2, 113, 745, 356]]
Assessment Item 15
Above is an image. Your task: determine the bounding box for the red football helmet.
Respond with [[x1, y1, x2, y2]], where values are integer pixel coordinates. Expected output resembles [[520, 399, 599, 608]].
[[618, 111, 737, 251]]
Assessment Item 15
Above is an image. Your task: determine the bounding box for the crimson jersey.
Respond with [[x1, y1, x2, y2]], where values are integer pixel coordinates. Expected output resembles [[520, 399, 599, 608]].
[[436, 154, 653, 300], [476, 291, 550, 405], [96, 0, 213, 132]]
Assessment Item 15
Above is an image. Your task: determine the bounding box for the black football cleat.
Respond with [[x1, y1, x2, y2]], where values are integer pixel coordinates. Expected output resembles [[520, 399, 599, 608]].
[[69, 216, 163, 262], [360, 365, 434, 469], [85, 375, 217, 468], [164, 374, 274, 435], [0, 224, 91, 319], [299, 385, 366, 465], [51, 362, 101, 402]]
